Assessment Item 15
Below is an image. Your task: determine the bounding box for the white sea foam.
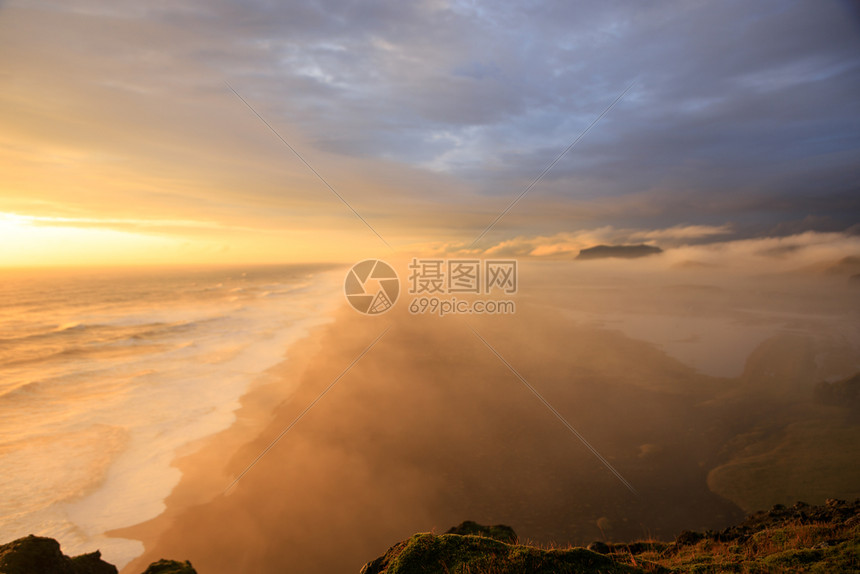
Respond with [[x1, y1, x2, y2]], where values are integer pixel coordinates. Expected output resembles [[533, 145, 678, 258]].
[[0, 265, 345, 568]]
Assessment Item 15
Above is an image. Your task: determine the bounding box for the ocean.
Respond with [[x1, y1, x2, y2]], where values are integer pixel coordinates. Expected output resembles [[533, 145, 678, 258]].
[[0, 264, 344, 568]]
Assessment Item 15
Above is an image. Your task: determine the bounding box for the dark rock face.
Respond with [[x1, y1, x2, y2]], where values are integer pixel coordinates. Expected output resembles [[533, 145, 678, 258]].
[[69, 552, 121, 574], [0, 535, 117, 574], [140, 559, 198, 574], [445, 520, 518, 544], [576, 244, 663, 260], [0, 535, 196, 574]]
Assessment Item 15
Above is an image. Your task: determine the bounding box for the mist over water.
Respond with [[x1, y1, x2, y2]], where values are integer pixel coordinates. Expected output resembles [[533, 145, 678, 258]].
[[2, 250, 859, 574], [119, 251, 860, 574], [522, 257, 860, 380], [0, 265, 343, 568]]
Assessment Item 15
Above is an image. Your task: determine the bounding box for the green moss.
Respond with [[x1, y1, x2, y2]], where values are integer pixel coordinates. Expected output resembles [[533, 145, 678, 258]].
[[368, 533, 643, 574], [762, 547, 824, 567], [446, 521, 518, 544], [364, 506, 859, 574], [807, 539, 860, 574]]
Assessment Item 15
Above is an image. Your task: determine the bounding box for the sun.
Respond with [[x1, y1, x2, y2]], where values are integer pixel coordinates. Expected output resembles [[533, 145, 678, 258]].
[[0, 213, 182, 267]]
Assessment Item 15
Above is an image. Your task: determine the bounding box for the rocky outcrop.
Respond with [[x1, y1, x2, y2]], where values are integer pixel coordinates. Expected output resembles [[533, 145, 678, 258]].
[[359, 530, 643, 574], [445, 521, 518, 544], [0, 536, 196, 574], [140, 559, 197, 574], [0, 536, 116, 574], [361, 502, 859, 574], [673, 498, 860, 548]]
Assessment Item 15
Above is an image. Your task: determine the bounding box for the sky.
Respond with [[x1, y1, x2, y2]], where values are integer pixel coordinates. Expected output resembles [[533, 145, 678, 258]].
[[1, 0, 859, 266]]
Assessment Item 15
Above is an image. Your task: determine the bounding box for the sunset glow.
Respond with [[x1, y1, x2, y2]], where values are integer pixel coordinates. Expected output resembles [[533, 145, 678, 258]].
[[2, 1, 857, 268], [1, 2, 858, 573]]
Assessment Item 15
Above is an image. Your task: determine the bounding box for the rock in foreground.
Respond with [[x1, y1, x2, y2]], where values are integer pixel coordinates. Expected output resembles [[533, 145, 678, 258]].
[[359, 533, 643, 574], [140, 559, 198, 574], [361, 500, 860, 574], [445, 521, 518, 544], [0, 536, 116, 574], [0, 535, 196, 574]]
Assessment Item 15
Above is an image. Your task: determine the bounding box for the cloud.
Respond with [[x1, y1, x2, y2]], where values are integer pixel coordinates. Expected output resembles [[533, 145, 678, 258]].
[[1, 0, 859, 259], [629, 224, 733, 242], [576, 244, 663, 260], [5, 213, 229, 233], [410, 226, 860, 280], [663, 231, 860, 273], [481, 228, 617, 258], [477, 224, 731, 258]]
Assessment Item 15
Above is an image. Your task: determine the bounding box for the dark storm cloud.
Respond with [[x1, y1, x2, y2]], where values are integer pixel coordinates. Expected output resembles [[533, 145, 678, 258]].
[[190, 0, 860, 229]]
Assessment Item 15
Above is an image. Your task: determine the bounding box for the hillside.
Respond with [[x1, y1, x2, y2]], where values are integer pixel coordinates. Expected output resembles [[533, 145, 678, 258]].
[[361, 500, 860, 573]]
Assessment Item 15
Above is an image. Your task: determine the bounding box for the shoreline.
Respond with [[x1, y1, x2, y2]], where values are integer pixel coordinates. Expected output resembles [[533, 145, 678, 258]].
[[111, 308, 343, 572], [0, 263, 349, 570]]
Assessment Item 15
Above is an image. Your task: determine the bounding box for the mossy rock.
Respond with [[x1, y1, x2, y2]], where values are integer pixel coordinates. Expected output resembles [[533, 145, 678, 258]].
[[0, 535, 117, 574], [761, 539, 860, 573], [445, 521, 518, 544], [0, 535, 196, 574], [360, 532, 645, 574], [140, 559, 197, 574]]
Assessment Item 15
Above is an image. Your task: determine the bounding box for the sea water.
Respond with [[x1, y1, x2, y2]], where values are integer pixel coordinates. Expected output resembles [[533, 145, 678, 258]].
[[0, 264, 344, 568]]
